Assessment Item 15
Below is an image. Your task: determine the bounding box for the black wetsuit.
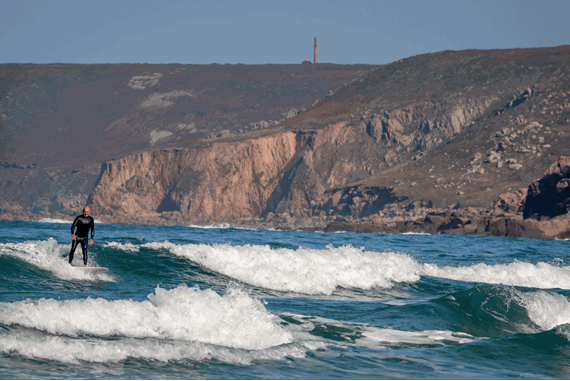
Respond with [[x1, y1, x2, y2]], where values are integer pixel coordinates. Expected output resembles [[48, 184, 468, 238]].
[[69, 215, 95, 265]]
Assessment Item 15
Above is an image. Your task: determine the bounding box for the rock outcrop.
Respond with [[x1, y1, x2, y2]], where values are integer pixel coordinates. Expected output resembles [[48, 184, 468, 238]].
[[325, 157, 570, 240]]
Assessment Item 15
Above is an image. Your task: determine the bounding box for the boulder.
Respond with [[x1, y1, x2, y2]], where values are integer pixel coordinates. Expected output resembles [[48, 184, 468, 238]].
[[523, 156, 570, 219]]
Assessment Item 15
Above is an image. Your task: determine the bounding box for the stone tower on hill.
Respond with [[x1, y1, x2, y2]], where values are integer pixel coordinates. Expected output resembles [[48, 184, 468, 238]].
[[314, 37, 318, 64]]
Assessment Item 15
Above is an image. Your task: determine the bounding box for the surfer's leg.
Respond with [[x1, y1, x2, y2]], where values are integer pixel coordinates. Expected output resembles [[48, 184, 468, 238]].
[[69, 240, 79, 264], [80, 238, 88, 266]]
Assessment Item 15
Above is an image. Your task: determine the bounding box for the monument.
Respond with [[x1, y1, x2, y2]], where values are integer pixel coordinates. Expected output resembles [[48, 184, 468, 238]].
[[314, 37, 318, 64]]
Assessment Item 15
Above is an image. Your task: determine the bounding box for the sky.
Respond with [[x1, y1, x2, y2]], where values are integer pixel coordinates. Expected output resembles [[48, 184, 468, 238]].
[[0, 0, 569, 65]]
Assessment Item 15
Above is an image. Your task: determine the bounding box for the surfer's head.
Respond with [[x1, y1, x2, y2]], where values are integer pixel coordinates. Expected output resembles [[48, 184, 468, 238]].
[[83, 206, 90, 216]]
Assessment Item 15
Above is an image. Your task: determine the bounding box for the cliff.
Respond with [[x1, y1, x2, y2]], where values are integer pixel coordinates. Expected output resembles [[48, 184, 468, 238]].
[[88, 93, 494, 226], [89, 132, 298, 223], [325, 156, 570, 240], [0, 63, 372, 217]]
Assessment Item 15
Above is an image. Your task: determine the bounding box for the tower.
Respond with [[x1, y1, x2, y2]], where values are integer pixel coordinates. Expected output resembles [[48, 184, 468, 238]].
[[314, 37, 318, 64]]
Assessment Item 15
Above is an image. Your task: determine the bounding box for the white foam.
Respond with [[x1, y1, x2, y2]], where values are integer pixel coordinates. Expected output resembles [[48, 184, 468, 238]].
[[0, 238, 112, 281], [422, 261, 570, 290], [37, 218, 104, 224], [359, 327, 476, 348], [0, 333, 312, 365], [38, 218, 72, 224], [402, 232, 430, 235], [0, 285, 291, 351], [97, 239, 570, 292], [186, 223, 232, 229], [142, 242, 422, 295], [283, 314, 477, 349], [103, 242, 140, 252], [516, 290, 570, 331]]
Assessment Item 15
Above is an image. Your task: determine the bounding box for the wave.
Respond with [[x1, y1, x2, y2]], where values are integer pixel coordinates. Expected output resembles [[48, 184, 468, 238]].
[[517, 289, 570, 331], [0, 285, 291, 351], [38, 218, 72, 224], [38, 218, 104, 224], [0, 238, 112, 281], [0, 332, 313, 365], [432, 285, 570, 342], [107, 241, 570, 293], [423, 260, 570, 290], [282, 313, 477, 350], [141, 242, 423, 295], [186, 223, 233, 229], [103, 241, 140, 252]]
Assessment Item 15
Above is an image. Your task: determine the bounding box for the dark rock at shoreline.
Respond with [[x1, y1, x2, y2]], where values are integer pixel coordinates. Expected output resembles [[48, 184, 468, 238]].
[[325, 157, 570, 240]]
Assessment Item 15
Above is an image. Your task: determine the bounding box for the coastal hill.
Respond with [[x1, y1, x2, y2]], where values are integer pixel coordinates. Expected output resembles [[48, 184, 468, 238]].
[[1, 46, 570, 237], [0, 62, 373, 215]]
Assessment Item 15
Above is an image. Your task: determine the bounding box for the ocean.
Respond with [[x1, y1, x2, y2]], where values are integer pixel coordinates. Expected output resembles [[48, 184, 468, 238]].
[[1, 219, 569, 379]]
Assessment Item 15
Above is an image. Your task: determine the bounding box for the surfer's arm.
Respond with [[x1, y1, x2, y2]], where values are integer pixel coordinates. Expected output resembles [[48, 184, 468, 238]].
[[70, 216, 79, 238]]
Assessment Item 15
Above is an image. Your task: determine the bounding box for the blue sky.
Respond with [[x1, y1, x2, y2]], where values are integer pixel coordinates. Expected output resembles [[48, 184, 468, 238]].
[[1, 0, 568, 65]]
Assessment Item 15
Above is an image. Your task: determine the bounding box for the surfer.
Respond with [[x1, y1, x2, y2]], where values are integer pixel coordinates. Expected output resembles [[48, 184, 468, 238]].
[[69, 206, 95, 267]]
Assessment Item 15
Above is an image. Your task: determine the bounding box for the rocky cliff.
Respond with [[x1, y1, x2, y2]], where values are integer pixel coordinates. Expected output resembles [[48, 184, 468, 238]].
[[89, 132, 298, 223], [87, 93, 495, 226], [325, 157, 570, 240], [0, 63, 372, 218]]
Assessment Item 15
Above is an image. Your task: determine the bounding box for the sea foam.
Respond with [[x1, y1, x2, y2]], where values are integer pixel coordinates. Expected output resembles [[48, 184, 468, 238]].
[[109, 241, 570, 293], [517, 290, 570, 331], [422, 261, 570, 290], [38, 218, 104, 224], [103, 241, 140, 252], [0, 333, 310, 365], [0, 238, 112, 281], [0, 284, 291, 351], [142, 242, 423, 295]]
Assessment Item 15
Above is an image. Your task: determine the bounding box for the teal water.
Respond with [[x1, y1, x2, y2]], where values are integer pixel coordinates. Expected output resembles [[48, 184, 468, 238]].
[[1, 219, 570, 379]]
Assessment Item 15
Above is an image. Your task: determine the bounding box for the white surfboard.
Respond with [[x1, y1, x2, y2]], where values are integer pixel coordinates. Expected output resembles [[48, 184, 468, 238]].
[[73, 265, 109, 274]]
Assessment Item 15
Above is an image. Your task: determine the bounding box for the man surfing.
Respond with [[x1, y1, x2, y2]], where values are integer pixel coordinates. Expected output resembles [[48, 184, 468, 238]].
[[69, 206, 95, 267]]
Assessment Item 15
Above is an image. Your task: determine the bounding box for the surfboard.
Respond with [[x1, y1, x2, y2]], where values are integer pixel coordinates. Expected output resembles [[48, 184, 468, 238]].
[[72, 265, 109, 274]]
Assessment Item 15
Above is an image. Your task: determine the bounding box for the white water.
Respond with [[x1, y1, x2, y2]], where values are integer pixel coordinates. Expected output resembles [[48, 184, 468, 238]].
[[516, 290, 570, 331], [38, 218, 104, 224], [103, 241, 140, 252], [423, 261, 570, 290], [0, 238, 112, 281], [7, 239, 570, 293], [136, 241, 570, 293], [143, 242, 423, 295], [0, 333, 311, 365], [0, 285, 291, 351]]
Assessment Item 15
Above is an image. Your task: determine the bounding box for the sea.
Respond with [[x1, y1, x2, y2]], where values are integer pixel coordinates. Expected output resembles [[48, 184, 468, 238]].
[[1, 219, 570, 379]]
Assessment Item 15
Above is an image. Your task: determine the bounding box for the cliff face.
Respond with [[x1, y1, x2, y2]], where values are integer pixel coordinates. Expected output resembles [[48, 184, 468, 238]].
[[90, 132, 298, 222], [88, 95, 494, 224], [0, 63, 371, 218]]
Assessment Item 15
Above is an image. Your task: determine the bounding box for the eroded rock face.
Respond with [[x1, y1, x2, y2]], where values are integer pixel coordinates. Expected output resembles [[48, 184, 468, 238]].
[[523, 156, 570, 219], [491, 188, 528, 215], [89, 132, 298, 222], [88, 93, 491, 225], [363, 98, 496, 152], [324, 157, 570, 239]]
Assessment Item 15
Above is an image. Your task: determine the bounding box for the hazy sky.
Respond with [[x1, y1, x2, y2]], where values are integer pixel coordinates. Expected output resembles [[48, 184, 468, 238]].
[[1, 0, 568, 65]]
